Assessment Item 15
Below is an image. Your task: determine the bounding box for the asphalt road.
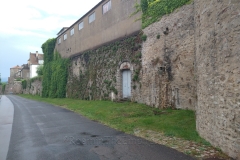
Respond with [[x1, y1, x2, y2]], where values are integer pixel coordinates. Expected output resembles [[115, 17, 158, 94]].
[[4, 95, 194, 160]]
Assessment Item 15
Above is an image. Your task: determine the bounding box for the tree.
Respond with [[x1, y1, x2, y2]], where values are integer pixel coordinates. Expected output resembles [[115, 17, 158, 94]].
[[36, 65, 44, 76], [0, 73, 2, 85]]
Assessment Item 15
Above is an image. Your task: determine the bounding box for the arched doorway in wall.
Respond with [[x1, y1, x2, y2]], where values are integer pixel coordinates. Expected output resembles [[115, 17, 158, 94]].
[[119, 61, 132, 99]]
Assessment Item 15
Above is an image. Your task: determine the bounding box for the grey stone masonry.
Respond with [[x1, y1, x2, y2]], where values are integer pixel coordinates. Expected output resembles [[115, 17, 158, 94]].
[[142, 3, 196, 110], [194, 0, 240, 158]]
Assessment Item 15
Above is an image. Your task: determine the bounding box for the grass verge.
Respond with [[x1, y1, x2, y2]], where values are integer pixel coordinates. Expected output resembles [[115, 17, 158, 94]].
[[19, 94, 209, 145]]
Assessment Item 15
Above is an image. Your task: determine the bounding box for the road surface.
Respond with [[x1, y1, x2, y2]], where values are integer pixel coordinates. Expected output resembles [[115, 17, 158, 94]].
[[0, 95, 194, 160]]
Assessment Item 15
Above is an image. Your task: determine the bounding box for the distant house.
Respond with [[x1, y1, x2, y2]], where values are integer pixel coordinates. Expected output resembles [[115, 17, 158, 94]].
[[9, 65, 22, 82], [8, 64, 30, 83], [19, 64, 30, 79], [28, 51, 44, 78]]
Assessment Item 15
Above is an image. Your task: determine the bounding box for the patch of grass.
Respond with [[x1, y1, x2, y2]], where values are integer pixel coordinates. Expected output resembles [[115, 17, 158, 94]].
[[185, 151, 191, 155], [19, 94, 208, 145]]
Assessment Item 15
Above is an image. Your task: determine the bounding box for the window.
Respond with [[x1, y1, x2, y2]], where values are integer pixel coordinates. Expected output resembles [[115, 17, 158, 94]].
[[89, 12, 95, 23], [64, 34, 67, 40], [70, 28, 74, 36], [58, 38, 61, 44], [103, 1, 111, 14], [79, 21, 84, 30], [39, 60, 44, 65]]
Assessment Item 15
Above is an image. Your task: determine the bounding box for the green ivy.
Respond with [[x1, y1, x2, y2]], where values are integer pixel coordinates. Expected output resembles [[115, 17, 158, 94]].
[[67, 33, 142, 100], [22, 80, 27, 89], [141, 0, 148, 13], [2, 83, 6, 94], [41, 38, 69, 98], [140, 0, 192, 28], [49, 54, 69, 98], [41, 38, 56, 63]]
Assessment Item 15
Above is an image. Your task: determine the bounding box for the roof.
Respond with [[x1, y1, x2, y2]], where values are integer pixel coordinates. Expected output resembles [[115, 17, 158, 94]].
[[57, 0, 105, 38], [29, 52, 44, 65], [22, 64, 29, 69], [57, 27, 69, 36], [11, 65, 22, 69]]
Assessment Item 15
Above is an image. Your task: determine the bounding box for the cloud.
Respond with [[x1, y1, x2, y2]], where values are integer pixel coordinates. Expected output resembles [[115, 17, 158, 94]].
[[0, 0, 101, 35], [0, 0, 101, 78]]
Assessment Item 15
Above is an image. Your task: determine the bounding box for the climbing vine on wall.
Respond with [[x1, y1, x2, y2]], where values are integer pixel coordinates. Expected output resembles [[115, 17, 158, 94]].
[[139, 0, 192, 28], [22, 80, 27, 89], [67, 33, 143, 100], [48, 53, 69, 98], [42, 38, 55, 63], [41, 38, 69, 98]]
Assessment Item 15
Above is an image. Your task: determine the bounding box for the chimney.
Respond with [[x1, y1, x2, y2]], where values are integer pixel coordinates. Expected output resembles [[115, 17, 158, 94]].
[[36, 51, 38, 58]]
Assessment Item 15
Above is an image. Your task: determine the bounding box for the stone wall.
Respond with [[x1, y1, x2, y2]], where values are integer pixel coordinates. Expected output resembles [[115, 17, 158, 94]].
[[12, 81, 22, 94], [67, 34, 142, 101], [194, 0, 240, 158], [64, 0, 239, 158], [2, 80, 42, 96], [4, 84, 9, 94], [139, 1, 240, 157], [23, 80, 42, 96], [141, 3, 196, 110]]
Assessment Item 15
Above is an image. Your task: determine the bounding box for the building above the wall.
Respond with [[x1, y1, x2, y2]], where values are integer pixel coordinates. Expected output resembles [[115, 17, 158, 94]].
[[55, 0, 141, 58], [57, 27, 68, 36], [19, 64, 30, 80]]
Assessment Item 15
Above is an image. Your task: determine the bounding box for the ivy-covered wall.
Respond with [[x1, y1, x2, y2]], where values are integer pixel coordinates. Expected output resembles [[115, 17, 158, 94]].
[[42, 38, 70, 98], [140, 0, 192, 28], [67, 33, 143, 101]]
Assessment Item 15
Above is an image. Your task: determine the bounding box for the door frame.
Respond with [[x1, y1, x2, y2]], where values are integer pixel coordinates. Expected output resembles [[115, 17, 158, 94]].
[[122, 69, 131, 98], [118, 61, 132, 99]]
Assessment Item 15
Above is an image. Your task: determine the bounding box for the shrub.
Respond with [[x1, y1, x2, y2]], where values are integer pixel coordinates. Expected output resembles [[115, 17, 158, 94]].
[[36, 65, 44, 76]]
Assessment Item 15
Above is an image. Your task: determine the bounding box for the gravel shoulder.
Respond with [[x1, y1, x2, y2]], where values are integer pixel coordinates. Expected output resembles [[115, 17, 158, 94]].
[[134, 129, 231, 160]]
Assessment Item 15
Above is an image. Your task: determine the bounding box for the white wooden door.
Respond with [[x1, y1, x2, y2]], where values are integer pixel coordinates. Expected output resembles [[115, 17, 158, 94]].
[[122, 70, 131, 98]]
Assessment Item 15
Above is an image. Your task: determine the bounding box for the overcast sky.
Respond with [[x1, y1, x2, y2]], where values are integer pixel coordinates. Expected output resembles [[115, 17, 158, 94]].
[[0, 0, 101, 81]]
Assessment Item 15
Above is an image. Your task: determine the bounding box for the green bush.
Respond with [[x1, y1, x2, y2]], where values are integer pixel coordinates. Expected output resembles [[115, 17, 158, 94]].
[[36, 65, 44, 76], [22, 80, 27, 89], [2, 83, 6, 93]]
